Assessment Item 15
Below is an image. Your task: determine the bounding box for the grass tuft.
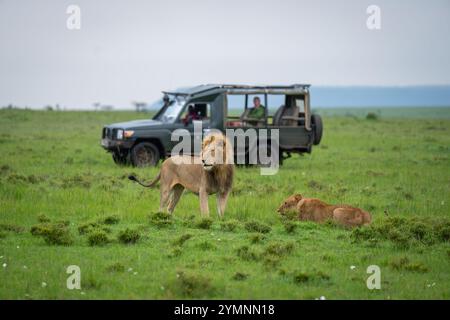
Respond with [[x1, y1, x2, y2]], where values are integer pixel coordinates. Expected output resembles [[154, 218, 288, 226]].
[[174, 270, 215, 298], [0, 223, 25, 233], [149, 211, 172, 228], [389, 257, 429, 273], [172, 233, 193, 246], [236, 245, 260, 261], [30, 222, 73, 246], [232, 272, 249, 281], [106, 262, 126, 273], [87, 229, 110, 246], [196, 218, 213, 229], [117, 228, 140, 244], [220, 219, 239, 232], [244, 220, 271, 234]]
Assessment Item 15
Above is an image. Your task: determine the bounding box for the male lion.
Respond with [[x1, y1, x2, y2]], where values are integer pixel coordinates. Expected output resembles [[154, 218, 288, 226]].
[[277, 194, 372, 228], [129, 132, 234, 217]]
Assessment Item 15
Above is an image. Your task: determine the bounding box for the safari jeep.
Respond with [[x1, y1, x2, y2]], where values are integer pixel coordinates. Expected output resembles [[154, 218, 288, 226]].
[[101, 84, 323, 167]]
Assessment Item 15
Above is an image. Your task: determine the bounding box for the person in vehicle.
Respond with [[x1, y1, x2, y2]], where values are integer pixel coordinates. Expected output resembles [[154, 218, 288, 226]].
[[248, 97, 265, 118], [244, 96, 265, 126], [183, 105, 200, 125]]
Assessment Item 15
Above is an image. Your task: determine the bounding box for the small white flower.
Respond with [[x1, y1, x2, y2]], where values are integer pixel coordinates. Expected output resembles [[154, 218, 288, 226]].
[[441, 201, 445, 205], [217, 238, 221, 241], [319, 296, 326, 300], [81, 291, 86, 295], [16, 246, 20, 249], [0, 256, 4, 259], [2, 263, 7, 268], [210, 233, 215, 236], [41, 282, 47, 287], [160, 286, 165, 290], [350, 265, 356, 270], [127, 267, 133, 272], [176, 273, 180, 278], [133, 272, 138, 275], [23, 265, 28, 269]]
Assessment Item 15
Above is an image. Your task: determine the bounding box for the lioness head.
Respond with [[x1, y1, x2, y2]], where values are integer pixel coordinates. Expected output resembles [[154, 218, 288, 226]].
[[201, 133, 232, 171], [277, 193, 303, 214]]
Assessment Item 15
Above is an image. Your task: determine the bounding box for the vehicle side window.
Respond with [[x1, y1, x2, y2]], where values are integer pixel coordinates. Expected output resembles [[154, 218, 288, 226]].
[[181, 103, 210, 125]]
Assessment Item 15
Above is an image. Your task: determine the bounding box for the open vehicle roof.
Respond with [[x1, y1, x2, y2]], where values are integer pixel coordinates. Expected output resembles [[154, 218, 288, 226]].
[[162, 84, 311, 99]]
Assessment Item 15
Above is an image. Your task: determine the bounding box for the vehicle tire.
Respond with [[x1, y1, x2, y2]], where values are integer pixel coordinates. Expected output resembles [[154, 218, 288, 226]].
[[312, 114, 323, 145], [130, 142, 160, 167], [112, 151, 129, 166]]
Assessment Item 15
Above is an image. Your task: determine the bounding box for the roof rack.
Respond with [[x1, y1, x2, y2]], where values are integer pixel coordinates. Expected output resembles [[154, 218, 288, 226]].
[[162, 84, 311, 97]]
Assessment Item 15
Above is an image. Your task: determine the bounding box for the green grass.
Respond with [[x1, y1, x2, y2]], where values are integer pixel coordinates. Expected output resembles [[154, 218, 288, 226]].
[[0, 108, 449, 299]]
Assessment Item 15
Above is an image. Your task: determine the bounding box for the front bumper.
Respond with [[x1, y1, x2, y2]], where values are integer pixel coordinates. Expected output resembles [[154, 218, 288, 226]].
[[101, 137, 134, 151]]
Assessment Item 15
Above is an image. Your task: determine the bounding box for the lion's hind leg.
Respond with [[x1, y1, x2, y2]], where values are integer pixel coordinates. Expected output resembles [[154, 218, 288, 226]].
[[332, 207, 363, 228], [159, 184, 171, 213], [167, 184, 184, 214]]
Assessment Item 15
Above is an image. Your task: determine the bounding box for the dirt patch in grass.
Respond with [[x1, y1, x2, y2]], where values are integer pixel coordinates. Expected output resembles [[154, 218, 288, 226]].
[[389, 257, 429, 273], [30, 222, 73, 246], [117, 228, 141, 244], [351, 216, 450, 248], [244, 220, 271, 234]]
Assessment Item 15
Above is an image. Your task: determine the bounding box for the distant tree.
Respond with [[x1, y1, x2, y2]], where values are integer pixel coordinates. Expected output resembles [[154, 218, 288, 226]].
[[101, 105, 114, 111], [93, 102, 101, 111], [132, 101, 147, 112]]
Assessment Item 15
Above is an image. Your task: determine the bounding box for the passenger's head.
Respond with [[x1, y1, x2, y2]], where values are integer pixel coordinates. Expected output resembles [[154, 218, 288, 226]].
[[253, 97, 261, 108], [188, 105, 195, 113]]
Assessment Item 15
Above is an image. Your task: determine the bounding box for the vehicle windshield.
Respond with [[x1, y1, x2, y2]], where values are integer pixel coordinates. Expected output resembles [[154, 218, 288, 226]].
[[153, 95, 186, 123]]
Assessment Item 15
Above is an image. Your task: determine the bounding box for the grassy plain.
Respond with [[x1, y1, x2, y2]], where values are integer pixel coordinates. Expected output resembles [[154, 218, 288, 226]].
[[0, 107, 449, 299]]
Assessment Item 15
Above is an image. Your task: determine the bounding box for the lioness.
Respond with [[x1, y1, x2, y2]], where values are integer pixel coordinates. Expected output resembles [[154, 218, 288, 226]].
[[129, 133, 234, 217], [277, 194, 372, 228]]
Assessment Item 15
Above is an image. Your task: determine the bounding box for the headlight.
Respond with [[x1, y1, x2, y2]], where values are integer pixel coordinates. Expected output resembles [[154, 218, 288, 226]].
[[116, 129, 124, 140]]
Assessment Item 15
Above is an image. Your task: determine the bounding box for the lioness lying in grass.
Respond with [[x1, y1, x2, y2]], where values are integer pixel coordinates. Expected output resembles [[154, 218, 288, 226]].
[[277, 194, 372, 228]]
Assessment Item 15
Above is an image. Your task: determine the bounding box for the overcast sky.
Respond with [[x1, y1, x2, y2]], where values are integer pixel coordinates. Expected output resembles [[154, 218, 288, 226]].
[[0, 0, 449, 109]]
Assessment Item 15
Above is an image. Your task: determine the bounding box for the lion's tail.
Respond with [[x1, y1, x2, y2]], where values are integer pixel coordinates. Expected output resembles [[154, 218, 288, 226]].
[[128, 173, 160, 188]]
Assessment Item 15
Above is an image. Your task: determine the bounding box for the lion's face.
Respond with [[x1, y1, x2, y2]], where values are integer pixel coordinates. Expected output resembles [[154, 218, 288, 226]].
[[277, 194, 303, 214], [201, 133, 230, 171]]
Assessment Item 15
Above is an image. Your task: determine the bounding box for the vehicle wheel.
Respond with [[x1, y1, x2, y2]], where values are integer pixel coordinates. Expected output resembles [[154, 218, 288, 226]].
[[312, 114, 323, 145], [112, 151, 129, 165], [130, 142, 160, 167]]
